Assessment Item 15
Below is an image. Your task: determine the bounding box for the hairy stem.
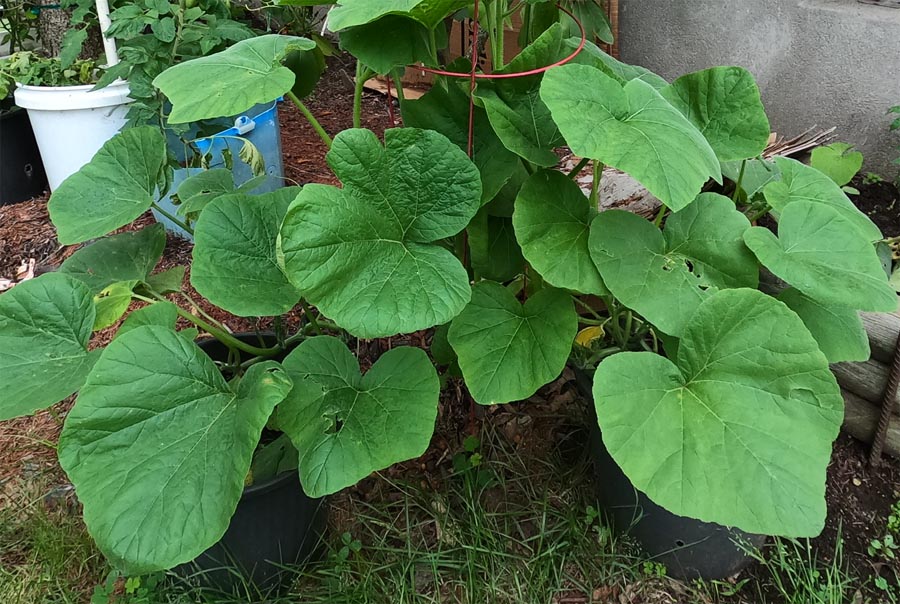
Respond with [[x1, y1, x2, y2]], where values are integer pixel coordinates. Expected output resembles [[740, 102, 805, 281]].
[[287, 91, 333, 148]]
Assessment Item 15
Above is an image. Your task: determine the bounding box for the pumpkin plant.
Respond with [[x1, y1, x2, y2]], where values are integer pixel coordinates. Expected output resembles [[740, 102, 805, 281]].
[[0, 0, 896, 578]]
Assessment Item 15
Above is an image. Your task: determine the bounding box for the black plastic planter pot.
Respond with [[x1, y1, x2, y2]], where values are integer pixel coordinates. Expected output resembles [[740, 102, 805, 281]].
[[574, 368, 766, 580], [174, 333, 325, 593], [0, 102, 48, 205]]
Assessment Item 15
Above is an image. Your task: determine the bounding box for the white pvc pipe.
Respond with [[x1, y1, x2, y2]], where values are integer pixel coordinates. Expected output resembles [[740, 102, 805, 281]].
[[94, 0, 119, 67]]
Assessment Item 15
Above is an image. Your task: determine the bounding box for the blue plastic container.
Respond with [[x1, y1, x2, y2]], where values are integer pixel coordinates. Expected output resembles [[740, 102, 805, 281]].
[[153, 101, 285, 238]]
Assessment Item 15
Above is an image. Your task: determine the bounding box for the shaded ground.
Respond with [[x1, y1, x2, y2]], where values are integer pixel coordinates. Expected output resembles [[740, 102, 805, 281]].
[[1, 55, 899, 604], [852, 177, 900, 238]]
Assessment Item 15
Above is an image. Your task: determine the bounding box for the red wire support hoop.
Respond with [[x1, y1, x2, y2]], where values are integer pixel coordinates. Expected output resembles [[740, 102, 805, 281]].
[[412, 2, 588, 81]]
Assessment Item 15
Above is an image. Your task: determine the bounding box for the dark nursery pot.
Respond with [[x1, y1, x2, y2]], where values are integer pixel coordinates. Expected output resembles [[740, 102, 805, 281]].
[[0, 102, 48, 205], [175, 333, 325, 593], [574, 368, 766, 580]]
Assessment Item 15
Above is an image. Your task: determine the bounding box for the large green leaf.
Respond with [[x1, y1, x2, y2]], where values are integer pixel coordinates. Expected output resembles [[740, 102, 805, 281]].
[[564, 37, 668, 90], [468, 209, 525, 282], [744, 201, 896, 312], [60, 224, 166, 294], [448, 282, 577, 405], [327, 0, 468, 30], [280, 128, 481, 338], [474, 24, 567, 167], [593, 289, 843, 536], [59, 327, 292, 574], [810, 143, 864, 188], [590, 194, 758, 336], [661, 66, 770, 163], [154, 35, 316, 123], [192, 188, 301, 317], [403, 80, 519, 203], [541, 64, 720, 211], [339, 15, 438, 74], [49, 127, 169, 244], [778, 288, 869, 363], [763, 157, 882, 242], [0, 273, 99, 420], [117, 301, 178, 337], [276, 336, 439, 497], [513, 170, 606, 295]]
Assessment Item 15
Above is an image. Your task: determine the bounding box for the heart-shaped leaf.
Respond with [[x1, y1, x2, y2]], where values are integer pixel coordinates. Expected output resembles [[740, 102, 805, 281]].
[[810, 143, 864, 188], [661, 66, 770, 163], [590, 194, 758, 336], [763, 157, 882, 242], [117, 301, 178, 337], [60, 224, 166, 294], [154, 35, 316, 123], [276, 336, 439, 497], [513, 169, 606, 295], [327, 0, 468, 30], [403, 79, 519, 203], [778, 288, 869, 363], [280, 128, 481, 338], [49, 127, 169, 244], [744, 201, 896, 312], [0, 273, 99, 420], [59, 327, 292, 574], [93, 281, 138, 330], [192, 187, 302, 317], [448, 281, 577, 405], [340, 15, 442, 74], [474, 24, 568, 167], [468, 209, 525, 282], [173, 169, 236, 217], [541, 63, 720, 211], [564, 37, 668, 90], [593, 288, 843, 536]]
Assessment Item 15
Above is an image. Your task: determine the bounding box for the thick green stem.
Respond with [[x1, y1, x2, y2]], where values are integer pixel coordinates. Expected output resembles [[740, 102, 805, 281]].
[[653, 203, 668, 227], [299, 299, 322, 335], [136, 294, 277, 357], [568, 157, 591, 179], [428, 26, 440, 66], [732, 159, 747, 203], [287, 91, 332, 149], [353, 63, 372, 129], [491, 1, 505, 71], [150, 202, 194, 235], [590, 161, 604, 207]]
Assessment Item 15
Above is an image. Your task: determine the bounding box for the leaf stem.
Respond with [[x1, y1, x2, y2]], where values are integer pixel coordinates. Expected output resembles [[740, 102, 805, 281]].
[[150, 202, 194, 235], [590, 161, 604, 207], [653, 203, 667, 228], [299, 299, 322, 335], [732, 159, 747, 203], [135, 293, 276, 357], [568, 157, 590, 179], [353, 63, 372, 129], [287, 91, 333, 149]]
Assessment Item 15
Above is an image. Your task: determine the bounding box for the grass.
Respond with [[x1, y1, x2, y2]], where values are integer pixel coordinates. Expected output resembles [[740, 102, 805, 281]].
[[0, 478, 105, 604], [0, 417, 890, 604]]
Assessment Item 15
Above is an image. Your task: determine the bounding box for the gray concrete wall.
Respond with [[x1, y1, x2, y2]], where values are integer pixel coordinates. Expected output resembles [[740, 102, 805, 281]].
[[618, 0, 900, 177]]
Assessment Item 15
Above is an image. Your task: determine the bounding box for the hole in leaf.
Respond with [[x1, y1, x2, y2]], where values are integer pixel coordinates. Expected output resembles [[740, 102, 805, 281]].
[[675, 539, 685, 548], [684, 260, 694, 272], [324, 412, 345, 435]]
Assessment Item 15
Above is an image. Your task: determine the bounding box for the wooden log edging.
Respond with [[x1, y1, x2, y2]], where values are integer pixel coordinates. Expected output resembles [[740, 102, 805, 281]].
[[833, 308, 900, 459]]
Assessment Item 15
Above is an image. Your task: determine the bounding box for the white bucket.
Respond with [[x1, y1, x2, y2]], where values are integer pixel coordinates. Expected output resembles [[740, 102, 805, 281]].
[[13, 80, 132, 191]]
